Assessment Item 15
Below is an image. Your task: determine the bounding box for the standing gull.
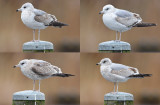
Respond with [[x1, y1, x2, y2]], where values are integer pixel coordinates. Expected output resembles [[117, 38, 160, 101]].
[[99, 4, 156, 41], [13, 59, 74, 92], [16, 2, 68, 41], [96, 58, 151, 92]]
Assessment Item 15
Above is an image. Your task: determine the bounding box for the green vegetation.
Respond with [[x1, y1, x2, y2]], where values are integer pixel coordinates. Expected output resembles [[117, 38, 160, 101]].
[[104, 100, 133, 105], [23, 49, 54, 52], [12, 100, 45, 105], [99, 50, 131, 53]]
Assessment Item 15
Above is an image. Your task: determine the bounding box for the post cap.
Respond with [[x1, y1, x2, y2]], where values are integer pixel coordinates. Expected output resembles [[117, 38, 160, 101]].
[[104, 92, 134, 101], [99, 40, 131, 51], [13, 90, 45, 100], [23, 40, 54, 52]]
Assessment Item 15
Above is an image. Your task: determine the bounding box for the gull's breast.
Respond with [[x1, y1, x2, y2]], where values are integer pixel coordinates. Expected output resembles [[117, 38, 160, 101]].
[[102, 13, 131, 32], [100, 68, 128, 82], [21, 11, 47, 29], [21, 66, 48, 80]]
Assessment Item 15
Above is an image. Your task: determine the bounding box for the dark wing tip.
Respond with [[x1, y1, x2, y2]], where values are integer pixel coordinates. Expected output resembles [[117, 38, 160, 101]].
[[47, 21, 68, 28], [63, 73, 75, 77], [128, 74, 152, 78], [145, 74, 152, 77], [134, 23, 156, 27], [52, 73, 75, 77]]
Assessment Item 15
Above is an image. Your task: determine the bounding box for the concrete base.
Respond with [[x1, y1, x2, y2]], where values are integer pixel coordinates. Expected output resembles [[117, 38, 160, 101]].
[[104, 92, 133, 105], [12, 90, 45, 105], [99, 40, 131, 52], [23, 40, 54, 52]]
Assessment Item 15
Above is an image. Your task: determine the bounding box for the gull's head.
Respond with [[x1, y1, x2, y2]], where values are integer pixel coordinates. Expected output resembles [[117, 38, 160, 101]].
[[99, 4, 115, 14], [96, 58, 112, 66], [13, 59, 29, 68], [16, 2, 34, 12]]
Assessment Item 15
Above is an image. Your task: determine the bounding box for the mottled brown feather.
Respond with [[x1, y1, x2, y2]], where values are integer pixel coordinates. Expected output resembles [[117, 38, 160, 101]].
[[30, 61, 60, 77], [111, 67, 138, 77], [115, 13, 142, 27], [34, 14, 57, 25]]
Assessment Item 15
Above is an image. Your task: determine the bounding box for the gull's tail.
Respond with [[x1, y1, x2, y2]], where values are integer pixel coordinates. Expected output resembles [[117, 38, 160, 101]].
[[128, 74, 152, 78], [52, 73, 74, 77], [46, 21, 68, 28], [133, 22, 156, 27]]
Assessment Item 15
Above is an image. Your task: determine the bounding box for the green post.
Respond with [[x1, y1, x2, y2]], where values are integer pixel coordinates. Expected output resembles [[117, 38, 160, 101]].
[[98, 41, 131, 53], [104, 92, 134, 105], [23, 41, 54, 52], [12, 90, 45, 105]]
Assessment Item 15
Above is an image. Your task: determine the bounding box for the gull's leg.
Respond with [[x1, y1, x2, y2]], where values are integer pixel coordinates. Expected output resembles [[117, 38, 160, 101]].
[[38, 29, 41, 41], [119, 32, 121, 41], [33, 29, 35, 41], [114, 82, 116, 92], [38, 80, 41, 92], [116, 82, 119, 92], [116, 31, 118, 41], [33, 80, 35, 91]]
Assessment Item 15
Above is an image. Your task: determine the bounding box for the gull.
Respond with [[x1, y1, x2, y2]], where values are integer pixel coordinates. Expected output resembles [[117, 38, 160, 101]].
[[99, 4, 156, 41], [13, 59, 74, 92], [96, 58, 151, 92], [16, 2, 68, 41]]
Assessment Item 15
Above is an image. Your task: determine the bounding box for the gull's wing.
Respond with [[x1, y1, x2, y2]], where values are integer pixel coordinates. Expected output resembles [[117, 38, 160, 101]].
[[111, 63, 130, 70], [115, 9, 133, 18], [31, 60, 61, 77], [115, 9, 142, 27], [33, 9, 57, 26], [111, 67, 139, 77], [34, 9, 46, 15]]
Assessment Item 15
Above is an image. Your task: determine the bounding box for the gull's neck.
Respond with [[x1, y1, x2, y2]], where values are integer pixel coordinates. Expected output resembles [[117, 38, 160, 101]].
[[23, 9, 32, 12], [100, 65, 112, 73], [107, 8, 117, 14]]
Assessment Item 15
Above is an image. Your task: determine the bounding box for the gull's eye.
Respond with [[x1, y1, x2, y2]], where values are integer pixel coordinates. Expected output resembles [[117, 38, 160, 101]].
[[24, 6, 26, 9], [21, 63, 25, 65], [105, 8, 109, 10], [103, 60, 107, 63]]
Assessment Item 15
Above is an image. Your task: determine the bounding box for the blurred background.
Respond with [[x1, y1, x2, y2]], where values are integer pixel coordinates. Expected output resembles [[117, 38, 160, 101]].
[[81, 0, 160, 52], [0, 53, 80, 105], [81, 53, 160, 105], [0, 0, 80, 52]]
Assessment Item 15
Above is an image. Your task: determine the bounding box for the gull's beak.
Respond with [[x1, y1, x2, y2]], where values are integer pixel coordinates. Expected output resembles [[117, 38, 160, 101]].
[[13, 65, 16, 68], [13, 65, 18, 68], [96, 63, 100, 65], [16, 8, 21, 12], [99, 11, 103, 14]]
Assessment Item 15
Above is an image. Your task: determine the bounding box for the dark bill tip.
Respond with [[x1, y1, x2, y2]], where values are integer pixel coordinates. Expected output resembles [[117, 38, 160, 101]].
[[99, 12, 102, 14], [96, 63, 99, 65], [16, 9, 19, 12], [13, 65, 16, 68]]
